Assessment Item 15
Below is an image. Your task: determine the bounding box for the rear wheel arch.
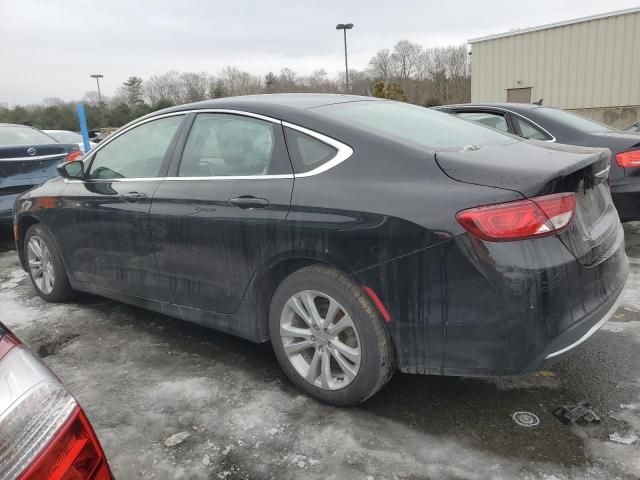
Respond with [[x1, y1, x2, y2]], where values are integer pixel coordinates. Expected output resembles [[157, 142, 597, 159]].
[[252, 253, 360, 341]]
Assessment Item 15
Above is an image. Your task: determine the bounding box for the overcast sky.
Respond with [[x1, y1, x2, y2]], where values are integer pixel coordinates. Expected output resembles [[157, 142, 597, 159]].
[[1, 0, 638, 105]]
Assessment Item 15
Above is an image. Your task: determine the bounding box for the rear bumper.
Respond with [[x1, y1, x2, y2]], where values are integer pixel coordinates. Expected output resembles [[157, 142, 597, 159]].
[[611, 180, 640, 222], [534, 277, 626, 370], [0, 194, 18, 224], [355, 225, 629, 376]]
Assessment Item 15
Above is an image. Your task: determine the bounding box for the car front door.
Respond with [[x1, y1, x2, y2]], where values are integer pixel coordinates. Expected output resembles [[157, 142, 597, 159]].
[[149, 112, 294, 314], [56, 114, 186, 297]]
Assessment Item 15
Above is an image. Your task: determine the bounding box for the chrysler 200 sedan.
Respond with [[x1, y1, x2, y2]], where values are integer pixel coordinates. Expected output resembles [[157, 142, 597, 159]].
[[13, 94, 629, 405]]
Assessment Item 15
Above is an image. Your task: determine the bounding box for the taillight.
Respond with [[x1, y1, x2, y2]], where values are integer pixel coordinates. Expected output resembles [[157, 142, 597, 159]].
[[615, 150, 640, 168], [456, 192, 576, 242], [18, 408, 111, 480], [0, 345, 111, 480], [0, 333, 18, 360], [65, 151, 83, 162]]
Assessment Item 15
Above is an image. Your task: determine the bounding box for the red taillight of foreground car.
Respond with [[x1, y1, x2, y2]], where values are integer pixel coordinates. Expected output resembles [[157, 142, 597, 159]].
[[615, 150, 640, 168], [0, 344, 111, 480], [65, 150, 84, 162], [0, 332, 18, 360], [18, 408, 111, 480], [456, 192, 577, 242]]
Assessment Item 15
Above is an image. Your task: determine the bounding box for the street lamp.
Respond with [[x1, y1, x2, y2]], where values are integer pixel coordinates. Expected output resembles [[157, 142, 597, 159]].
[[90, 74, 105, 128], [336, 23, 354, 92]]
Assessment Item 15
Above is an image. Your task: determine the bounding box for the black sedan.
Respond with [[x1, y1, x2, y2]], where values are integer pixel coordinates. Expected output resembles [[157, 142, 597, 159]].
[[436, 103, 640, 222], [14, 94, 628, 405], [0, 123, 82, 224]]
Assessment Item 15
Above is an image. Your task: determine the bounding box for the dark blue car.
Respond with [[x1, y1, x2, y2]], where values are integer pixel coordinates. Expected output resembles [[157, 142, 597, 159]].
[[0, 123, 82, 224]]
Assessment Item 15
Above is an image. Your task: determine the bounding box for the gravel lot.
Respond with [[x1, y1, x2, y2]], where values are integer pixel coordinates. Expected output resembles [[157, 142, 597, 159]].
[[1, 223, 639, 480]]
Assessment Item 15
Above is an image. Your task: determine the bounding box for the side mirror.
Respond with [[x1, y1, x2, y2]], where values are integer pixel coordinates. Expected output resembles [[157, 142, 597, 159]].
[[57, 160, 85, 179]]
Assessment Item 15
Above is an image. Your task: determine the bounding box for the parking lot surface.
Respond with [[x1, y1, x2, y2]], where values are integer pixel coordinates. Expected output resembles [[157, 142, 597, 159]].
[[1, 223, 639, 480]]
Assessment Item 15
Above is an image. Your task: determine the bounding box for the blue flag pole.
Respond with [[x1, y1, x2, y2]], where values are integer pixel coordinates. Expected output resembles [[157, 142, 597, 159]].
[[76, 102, 91, 152]]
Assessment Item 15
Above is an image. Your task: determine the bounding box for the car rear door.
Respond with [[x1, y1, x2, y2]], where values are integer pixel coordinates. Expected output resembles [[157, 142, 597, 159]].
[[56, 114, 187, 297], [149, 111, 294, 314]]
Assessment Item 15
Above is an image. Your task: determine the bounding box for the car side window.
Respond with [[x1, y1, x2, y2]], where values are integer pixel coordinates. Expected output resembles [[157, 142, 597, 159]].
[[88, 116, 183, 179], [284, 127, 337, 174], [456, 112, 510, 133], [513, 117, 552, 141], [179, 114, 288, 177]]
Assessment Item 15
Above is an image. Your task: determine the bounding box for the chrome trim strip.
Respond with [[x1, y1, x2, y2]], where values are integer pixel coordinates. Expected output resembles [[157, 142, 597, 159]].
[[2, 153, 67, 162], [164, 174, 294, 181], [73, 109, 352, 183], [595, 166, 611, 178], [455, 106, 557, 142], [81, 109, 283, 165], [545, 288, 625, 359], [282, 122, 354, 177]]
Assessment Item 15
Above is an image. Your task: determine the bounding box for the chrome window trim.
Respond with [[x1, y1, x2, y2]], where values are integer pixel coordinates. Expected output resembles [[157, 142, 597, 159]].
[[70, 109, 353, 183], [282, 121, 354, 178], [545, 288, 625, 359], [454, 107, 557, 142], [3, 153, 67, 162]]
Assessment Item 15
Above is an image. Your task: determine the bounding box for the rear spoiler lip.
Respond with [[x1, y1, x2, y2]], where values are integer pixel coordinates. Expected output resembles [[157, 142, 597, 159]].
[[435, 141, 611, 198]]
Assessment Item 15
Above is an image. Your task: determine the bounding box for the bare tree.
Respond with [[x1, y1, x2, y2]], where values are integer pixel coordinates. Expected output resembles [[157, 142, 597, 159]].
[[368, 49, 394, 79], [218, 66, 262, 96], [180, 72, 210, 102], [391, 40, 424, 80]]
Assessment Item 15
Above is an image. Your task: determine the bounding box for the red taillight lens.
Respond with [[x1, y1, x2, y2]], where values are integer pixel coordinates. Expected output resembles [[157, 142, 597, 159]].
[[65, 151, 83, 163], [19, 408, 110, 480], [0, 333, 19, 360], [615, 150, 640, 168], [456, 192, 576, 242]]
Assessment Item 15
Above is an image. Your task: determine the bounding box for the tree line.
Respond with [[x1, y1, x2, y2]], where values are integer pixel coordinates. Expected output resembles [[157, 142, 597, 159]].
[[0, 41, 470, 131]]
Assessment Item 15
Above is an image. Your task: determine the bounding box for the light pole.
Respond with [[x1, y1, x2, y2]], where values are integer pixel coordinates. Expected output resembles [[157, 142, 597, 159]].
[[90, 74, 105, 128], [336, 23, 354, 92]]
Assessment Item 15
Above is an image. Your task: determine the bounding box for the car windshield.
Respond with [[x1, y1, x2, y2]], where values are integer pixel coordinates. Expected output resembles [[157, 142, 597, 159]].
[[533, 107, 614, 133], [0, 125, 57, 145], [313, 101, 515, 151], [46, 131, 82, 143]]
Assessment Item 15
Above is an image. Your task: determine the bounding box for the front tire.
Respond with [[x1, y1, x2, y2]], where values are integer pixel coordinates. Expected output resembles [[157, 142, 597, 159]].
[[24, 224, 73, 302], [269, 264, 395, 406]]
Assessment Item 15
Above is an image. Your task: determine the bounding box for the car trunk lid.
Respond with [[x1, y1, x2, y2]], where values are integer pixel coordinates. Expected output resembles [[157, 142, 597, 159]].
[[0, 144, 71, 194], [436, 140, 619, 266]]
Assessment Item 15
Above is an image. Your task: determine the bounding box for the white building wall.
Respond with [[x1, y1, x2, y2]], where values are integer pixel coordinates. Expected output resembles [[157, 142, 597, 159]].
[[470, 9, 640, 110]]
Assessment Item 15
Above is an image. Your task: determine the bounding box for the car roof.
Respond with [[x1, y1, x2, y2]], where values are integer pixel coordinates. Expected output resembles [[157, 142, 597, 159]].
[[156, 93, 380, 118]]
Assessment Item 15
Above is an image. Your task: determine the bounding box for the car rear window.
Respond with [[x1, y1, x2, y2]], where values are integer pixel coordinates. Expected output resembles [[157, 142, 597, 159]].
[[533, 107, 613, 134], [313, 101, 514, 151], [0, 126, 57, 146], [46, 131, 82, 143]]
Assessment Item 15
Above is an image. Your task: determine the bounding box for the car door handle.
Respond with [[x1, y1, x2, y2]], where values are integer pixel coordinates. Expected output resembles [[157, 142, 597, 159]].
[[228, 196, 269, 209], [121, 192, 148, 203]]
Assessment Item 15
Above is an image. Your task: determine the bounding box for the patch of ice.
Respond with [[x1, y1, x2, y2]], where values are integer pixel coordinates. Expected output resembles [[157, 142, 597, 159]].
[[609, 432, 638, 445], [0, 269, 26, 289], [623, 258, 640, 312]]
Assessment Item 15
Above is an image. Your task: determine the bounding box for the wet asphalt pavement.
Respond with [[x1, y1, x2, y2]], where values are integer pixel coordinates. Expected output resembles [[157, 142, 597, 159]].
[[1, 223, 639, 480]]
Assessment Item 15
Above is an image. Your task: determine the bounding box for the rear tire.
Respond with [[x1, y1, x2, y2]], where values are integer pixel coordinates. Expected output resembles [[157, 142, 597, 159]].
[[24, 224, 73, 303], [269, 264, 395, 406]]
